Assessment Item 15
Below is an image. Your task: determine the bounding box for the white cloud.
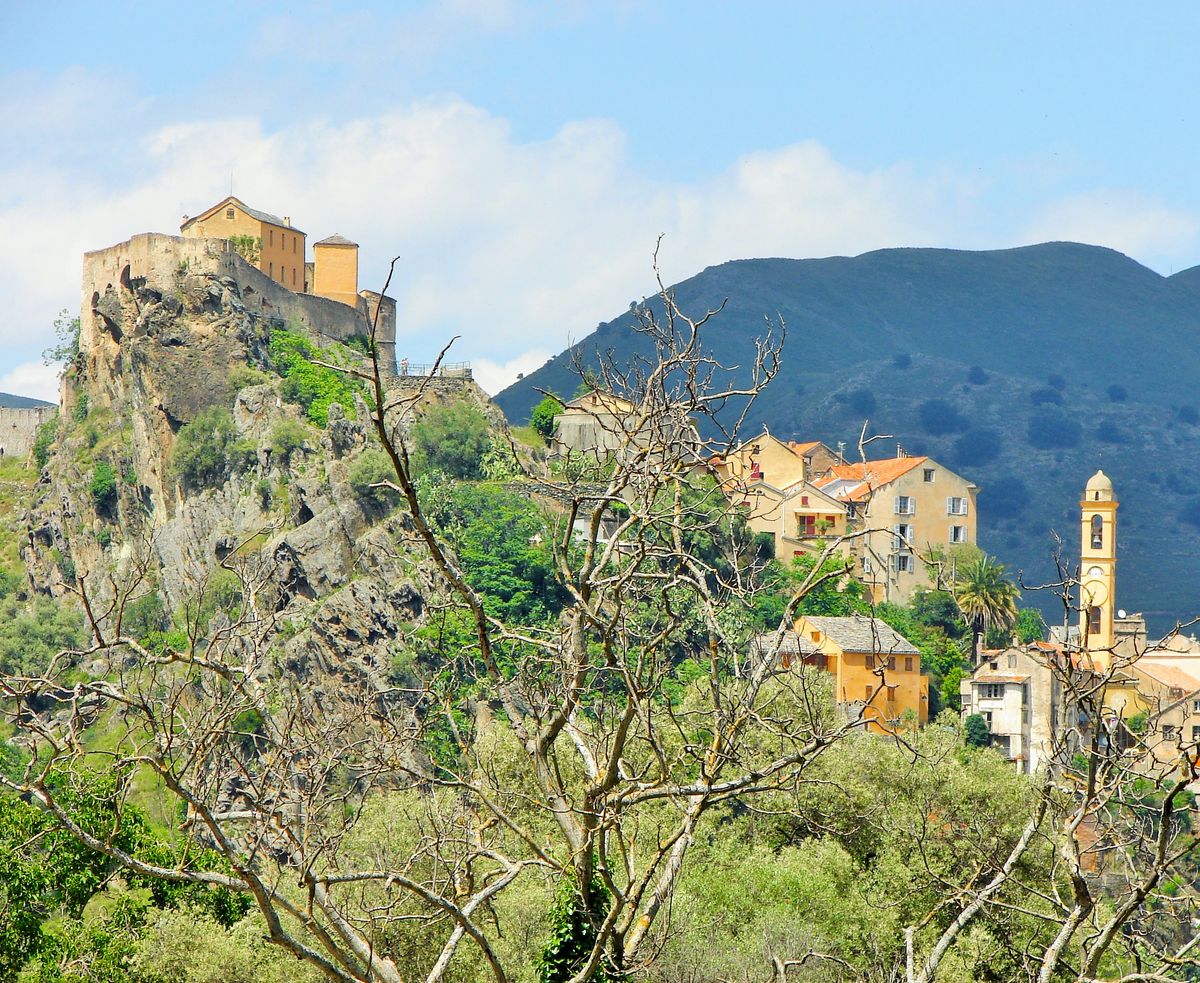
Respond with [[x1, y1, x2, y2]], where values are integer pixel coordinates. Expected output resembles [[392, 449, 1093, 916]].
[[6, 80, 1194, 397], [0, 361, 61, 403], [1019, 191, 1200, 267], [472, 349, 555, 397]]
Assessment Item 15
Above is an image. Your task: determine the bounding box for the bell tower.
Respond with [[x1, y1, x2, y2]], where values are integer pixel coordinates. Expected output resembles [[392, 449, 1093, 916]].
[[1079, 470, 1118, 667]]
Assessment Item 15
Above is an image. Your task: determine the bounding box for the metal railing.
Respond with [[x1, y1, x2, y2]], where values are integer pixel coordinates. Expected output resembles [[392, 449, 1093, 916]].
[[395, 361, 472, 378]]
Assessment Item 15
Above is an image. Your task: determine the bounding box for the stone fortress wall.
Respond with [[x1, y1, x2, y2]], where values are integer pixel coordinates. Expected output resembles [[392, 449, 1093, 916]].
[[0, 405, 57, 462], [81, 234, 397, 372]]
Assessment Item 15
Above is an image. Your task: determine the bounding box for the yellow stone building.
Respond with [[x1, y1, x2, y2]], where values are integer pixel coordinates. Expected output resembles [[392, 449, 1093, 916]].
[[758, 615, 928, 733], [180, 196, 306, 291], [814, 452, 979, 604], [311, 234, 361, 308]]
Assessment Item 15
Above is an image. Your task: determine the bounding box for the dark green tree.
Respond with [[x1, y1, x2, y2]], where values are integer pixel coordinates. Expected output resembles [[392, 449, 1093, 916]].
[[411, 402, 491, 479], [964, 713, 990, 747], [530, 393, 564, 443]]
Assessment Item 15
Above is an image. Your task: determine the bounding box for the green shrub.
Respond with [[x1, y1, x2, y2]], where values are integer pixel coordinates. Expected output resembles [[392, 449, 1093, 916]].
[[964, 713, 990, 747], [349, 449, 401, 512], [529, 394, 564, 443], [171, 407, 238, 491], [269, 419, 309, 462], [72, 394, 90, 423], [32, 413, 58, 469], [967, 365, 988, 385], [90, 461, 118, 512], [269, 328, 359, 426], [227, 364, 272, 396], [917, 399, 968, 435], [411, 402, 491, 479], [1027, 409, 1082, 450]]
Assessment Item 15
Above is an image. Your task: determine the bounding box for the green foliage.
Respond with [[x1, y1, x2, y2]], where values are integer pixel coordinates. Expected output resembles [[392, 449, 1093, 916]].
[[0, 595, 86, 676], [268, 418, 308, 462], [227, 234, 261, 264], [788, 555, 868, 617], [964, 713, 991, 747], [89, 461, 118, 513], [349, 449, 402, 513], [226, 364, 272, 397], [941, 665, 966, 712], [917, 398, 968, 435], [269, 328, 360, 426], [42, 309, 81, 366], [1126, 710, 1148, 736], [987, 476, 1029, 520], [530, 394, 564, 443], [71, 394, 89, 424], [119, 593, 168, 644], [1027, 408, 1082, 449], [480, 436, 521, 481], [410, 402, 492, 479], [951, 426, 1003, 467], [1013, 607, 1046, 644], [32, 414, 58, 470], [171, 407, 239, 491], [538, 868, 610, 983], [431, 483, 565, 623]]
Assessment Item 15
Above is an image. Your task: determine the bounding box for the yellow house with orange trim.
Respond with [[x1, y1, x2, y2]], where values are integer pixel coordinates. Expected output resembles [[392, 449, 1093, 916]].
[[756, 615, 928, 733]]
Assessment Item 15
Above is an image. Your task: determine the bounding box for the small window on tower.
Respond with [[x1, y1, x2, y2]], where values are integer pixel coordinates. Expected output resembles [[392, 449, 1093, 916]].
[[1091, 514, 1103, 549], [1088, 605, 1101, 635]]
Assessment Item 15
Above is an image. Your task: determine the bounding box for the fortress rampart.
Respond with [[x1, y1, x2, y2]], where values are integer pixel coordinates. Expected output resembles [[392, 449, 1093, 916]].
[[81, 234, 397, 372], [0, 406, 56, 462]]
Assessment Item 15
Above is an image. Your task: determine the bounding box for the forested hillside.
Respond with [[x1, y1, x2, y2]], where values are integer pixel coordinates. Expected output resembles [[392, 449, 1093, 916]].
[[497, 242, 1200, 632]]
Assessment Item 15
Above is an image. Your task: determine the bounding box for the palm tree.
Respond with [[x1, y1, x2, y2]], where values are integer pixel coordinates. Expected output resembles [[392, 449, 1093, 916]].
[[954, 554, 1021, 664]]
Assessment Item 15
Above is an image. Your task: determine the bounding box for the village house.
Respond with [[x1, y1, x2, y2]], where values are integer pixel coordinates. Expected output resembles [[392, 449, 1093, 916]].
[[754, 614, 928, 734], [549, 389, 702, 464], [814, 449, 979, 605]]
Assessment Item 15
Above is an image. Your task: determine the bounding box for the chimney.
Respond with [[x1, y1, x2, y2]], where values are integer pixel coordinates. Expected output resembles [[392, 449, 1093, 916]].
[[284, 216, 291, 227], [182, 214, 189, 223]]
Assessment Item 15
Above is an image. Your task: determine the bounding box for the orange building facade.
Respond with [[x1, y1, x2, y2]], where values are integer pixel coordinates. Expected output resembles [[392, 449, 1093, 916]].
[[180, 196, 306, 291]]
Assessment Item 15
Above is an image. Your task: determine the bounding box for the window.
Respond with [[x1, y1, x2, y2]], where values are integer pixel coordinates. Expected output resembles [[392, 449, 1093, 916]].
[[225, 208, 235, 219], [983, 711, 993, 727], [981, 683, 1004, 700], [1091, 514, 1103, 549], [1008, 653, 1017, 669], [947, 496, 968, 515], [949, 525, 967, 544], [895, 495, 915, 515], [893, 554, 914, 574], [862, 556, 874, 575], [1192, 725, 1200, 743], [864, 684, 873, 701], [800, 495, 809, 506], [1088, 606, 1101, 635], [893, 524, 913, 550], [293, 237, 297, 254], [1163, 725, 1177, 740], [796, 515, 816, 537], [269, 262, 273, 277], [1193, 699, 1200, 714], [923, 468, 935, 482], [292, 268, 296, 286], [904, 656, 914, 672], [886, 685, 898, 704], [270, 229, 274, 246]]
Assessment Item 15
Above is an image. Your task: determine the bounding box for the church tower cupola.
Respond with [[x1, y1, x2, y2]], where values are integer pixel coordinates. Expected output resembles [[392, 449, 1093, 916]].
[[1079, 469, 1118, 666]]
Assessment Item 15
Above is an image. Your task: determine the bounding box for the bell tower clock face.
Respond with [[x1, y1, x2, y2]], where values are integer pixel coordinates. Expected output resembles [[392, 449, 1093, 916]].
[[1083, 579, 1109, 606]]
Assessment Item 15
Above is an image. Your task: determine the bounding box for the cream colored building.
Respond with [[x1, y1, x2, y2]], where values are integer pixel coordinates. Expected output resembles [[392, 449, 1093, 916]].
[[550, 391, 638, 460], [814, 451, 979, 604]]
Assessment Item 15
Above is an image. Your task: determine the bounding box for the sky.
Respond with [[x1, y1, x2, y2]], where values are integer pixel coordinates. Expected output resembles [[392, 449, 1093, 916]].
[[3, 0, 1200, 399]]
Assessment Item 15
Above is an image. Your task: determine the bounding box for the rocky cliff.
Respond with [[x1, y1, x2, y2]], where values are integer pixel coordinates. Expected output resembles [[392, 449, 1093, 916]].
[[23, 237, 501, 690]]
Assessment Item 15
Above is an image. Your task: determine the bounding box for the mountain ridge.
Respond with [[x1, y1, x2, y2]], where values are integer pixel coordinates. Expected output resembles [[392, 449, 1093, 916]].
[[497, 240, 1200, 633]]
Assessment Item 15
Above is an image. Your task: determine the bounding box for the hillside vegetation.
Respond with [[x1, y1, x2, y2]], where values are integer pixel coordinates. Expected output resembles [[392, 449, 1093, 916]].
[[497, 241, 1200, 632]]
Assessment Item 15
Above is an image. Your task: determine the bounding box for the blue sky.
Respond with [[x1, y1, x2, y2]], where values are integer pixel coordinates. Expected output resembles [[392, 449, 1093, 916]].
[[3, 1, 1199, 398]]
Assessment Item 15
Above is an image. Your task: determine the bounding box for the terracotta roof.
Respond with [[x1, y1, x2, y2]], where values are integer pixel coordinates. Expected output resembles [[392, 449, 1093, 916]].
[[789, 440, 822, 455], [314, 233, 358, 247], [814, 456, 929, 501], [973, 672, 1031, 684], [1133, 661, 1200, 694], [800, 616, 919, 655]]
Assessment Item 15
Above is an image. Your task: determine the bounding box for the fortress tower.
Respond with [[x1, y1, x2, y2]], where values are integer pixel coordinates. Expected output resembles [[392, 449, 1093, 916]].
[[1079, 470, 1118, 667]]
